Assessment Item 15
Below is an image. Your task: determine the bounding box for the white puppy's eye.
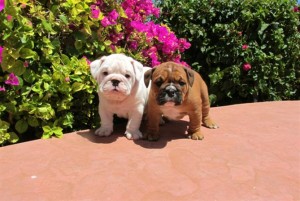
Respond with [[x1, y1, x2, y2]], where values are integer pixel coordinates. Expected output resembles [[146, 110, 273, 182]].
[[125, 74, 131, 79], [103, 72, 108, 76]]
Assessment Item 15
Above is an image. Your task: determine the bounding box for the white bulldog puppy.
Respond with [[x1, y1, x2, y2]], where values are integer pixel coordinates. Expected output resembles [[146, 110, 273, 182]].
[[90, 54, 150, 140]]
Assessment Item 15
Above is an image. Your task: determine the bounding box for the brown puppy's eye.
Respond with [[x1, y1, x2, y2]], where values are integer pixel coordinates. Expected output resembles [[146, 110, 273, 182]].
[[178, 81, 186, 86], [103, 72, 108, 76], [125, 74, 131, 79], [155, 79, 163, 87]]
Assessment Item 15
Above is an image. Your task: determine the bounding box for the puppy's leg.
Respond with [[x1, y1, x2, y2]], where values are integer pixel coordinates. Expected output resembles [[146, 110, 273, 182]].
[[201, 84, 218, 129], [95, 109, 114, 137], [145, 112, 161, 141], [125, 105, 144, 140], [188, 109, 204, 140]]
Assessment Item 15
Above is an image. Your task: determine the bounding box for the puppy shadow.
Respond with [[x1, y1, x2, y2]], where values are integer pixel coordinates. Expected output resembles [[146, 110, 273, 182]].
[[76, 118, 128, 144], [135, 119, 189, 149], [76, 118, 189, 147]]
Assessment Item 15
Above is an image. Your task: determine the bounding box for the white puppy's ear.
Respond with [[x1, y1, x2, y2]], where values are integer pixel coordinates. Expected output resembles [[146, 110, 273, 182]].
[[90, 56, 106, 79], [131, 59, 144, 81]]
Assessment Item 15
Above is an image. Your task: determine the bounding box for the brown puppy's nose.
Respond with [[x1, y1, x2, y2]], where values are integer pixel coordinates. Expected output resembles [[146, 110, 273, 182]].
[[111, 79, 120, 86], [166, 89, 175, 97]]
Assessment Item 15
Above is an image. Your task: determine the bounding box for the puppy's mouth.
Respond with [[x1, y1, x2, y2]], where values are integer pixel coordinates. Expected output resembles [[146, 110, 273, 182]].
[[163, 101, 176, 107], [101, 79, 130, 95], [156, 88, 182, 106], [112, 87, 119, 92]]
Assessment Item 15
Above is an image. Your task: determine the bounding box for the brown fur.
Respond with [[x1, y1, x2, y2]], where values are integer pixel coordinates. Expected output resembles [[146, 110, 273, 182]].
[[144, 62, 218, 141]]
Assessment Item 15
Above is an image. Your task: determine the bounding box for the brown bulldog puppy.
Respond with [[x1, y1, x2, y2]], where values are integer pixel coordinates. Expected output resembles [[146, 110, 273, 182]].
[[144, 62, 218, 141]]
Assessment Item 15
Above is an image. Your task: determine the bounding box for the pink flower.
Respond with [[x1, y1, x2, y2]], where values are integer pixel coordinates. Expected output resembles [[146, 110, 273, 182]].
[[243, 63, 252, 71], [180, 61, 190, 67], [0, 0, 4, 12], [7, 15, 12, 21], [82, 56, 91, 66], [129, 41, 138, 50], [65, 76, 70, 82], [122, 0, 160, 21], [238, 31, 243, 36], [109, 32, 124, 44], [24, 61, 29, 67], [5, 73, 19, 86], [91, 8, 100, 19], [130, 21, 147, 32], [101, 17, 111, 27], [242, 44, 249, 50], [0, 86, 5, 92], [110, 44, 116, 52], [0, 46, 3, 63], [179, 38, 191, 52], [109, 9, 119, 21], [101, 10, 119, 27], [293, 6, 299, 12]]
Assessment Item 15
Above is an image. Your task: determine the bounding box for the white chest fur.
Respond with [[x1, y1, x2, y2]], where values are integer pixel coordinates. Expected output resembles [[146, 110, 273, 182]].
[[160, 105, 186, 120]]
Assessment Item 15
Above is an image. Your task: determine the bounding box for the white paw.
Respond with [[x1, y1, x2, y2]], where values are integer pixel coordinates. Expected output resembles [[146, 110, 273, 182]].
[[94, 127, 113, 137], [125, 130, 143, 140]]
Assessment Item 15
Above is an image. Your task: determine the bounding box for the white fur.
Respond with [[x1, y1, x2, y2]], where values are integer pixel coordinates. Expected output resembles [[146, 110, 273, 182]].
[[90, 54, 151, 140]]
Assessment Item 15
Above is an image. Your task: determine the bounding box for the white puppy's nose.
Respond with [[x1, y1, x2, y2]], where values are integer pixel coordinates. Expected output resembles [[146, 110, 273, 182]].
[[111, 79, 120, 86]]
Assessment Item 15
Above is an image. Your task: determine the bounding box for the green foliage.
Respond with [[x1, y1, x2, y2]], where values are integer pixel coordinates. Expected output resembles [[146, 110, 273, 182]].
[[0, 0, 101, 145], [158, 0, 300, 105]]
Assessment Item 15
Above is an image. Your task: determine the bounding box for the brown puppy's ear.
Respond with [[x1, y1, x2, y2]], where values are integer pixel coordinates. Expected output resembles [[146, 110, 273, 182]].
[[184, 68, 194, 87], [144, 68, 155, 87]]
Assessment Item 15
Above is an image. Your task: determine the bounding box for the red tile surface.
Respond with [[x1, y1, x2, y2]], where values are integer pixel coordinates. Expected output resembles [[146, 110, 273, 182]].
[[0, 101, 299, 201]]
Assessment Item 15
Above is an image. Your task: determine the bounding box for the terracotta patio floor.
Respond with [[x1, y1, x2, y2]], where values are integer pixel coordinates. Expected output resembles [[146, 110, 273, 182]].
[[0, 101, 299, 201]]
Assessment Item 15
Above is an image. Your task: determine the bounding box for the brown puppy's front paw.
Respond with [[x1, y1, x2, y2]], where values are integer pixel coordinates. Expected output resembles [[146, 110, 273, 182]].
[[203, 118, 219, 129], [188, 131, 204, 140], [146, 133, 160, 141]]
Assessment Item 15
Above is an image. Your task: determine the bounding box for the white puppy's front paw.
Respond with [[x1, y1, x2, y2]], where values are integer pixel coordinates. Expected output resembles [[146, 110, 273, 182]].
[[125, 130, 143, 140], [95, 127, 113, 137]]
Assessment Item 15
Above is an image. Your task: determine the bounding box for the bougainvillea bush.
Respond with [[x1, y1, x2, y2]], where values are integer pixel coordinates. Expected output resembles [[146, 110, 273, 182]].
[[158, 0, 300, 105], [0, 0, 191, 145]]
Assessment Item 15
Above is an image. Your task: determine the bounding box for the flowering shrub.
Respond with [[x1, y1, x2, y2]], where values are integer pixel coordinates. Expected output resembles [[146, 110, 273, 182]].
[[0, 0, 190, 145], [158, 0, 300, 105]]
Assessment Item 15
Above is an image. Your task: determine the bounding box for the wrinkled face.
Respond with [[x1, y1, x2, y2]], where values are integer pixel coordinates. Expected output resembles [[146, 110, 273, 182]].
[[90, 54, 143, 101], [145, 62, 194, 106]]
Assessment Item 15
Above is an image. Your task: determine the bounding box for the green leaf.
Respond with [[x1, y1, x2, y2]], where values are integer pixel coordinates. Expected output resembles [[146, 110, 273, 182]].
[[6, 60, 26, 76], [75, 40, 83, 50], [8, 132, 19, 143], [15, 119, 28, 134], [52, 127, 63, 138], [23, 69, 36, 83], [42, 20, 54, 32], [72, 82, 85, 92], [84, 24, 92, 35], [20, 48, 39, 60], [104, 40, 112, 46], [0, 105, 6, 112], [28, 116, 39, 127], [5, 0, 18, 17], [42, 125, 52, 133], [0, 120, 10, 131], [43, 82, 50, 90], [59, 14, 68, 24], [61, 54, 70, 65]]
